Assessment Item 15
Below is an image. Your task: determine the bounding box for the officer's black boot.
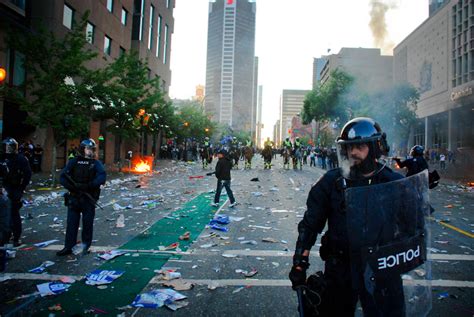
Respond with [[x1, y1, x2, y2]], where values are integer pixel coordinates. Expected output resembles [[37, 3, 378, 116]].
[[56, 248, 73, 256]]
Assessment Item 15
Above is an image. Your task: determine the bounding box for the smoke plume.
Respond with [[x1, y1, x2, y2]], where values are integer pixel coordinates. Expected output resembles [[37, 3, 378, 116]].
[[369, 0, 397, 54]]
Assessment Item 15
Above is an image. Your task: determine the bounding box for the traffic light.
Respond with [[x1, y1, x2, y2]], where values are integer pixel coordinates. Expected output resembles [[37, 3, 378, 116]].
[[0, 67, 6, 84]]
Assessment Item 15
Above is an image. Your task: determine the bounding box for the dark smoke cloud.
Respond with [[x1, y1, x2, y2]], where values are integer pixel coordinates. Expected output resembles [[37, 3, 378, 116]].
[[369, 0, 397, 54]]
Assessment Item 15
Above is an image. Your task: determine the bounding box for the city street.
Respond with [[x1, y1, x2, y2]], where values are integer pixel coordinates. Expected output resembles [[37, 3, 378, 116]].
[[0, 156, 473, 316]]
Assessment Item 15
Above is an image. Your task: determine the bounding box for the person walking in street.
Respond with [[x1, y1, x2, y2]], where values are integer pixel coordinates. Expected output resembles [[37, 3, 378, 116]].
[[439, 152, 446, 170], [289, 117, 427, 316], [210, 149, 236, 208], [57, 139, 106, 256], [1, 138, 31, 247]]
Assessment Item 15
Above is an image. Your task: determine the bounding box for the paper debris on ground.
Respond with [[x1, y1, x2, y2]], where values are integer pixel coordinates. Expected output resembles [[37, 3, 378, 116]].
[[131, 289, 187, 309], [34, 239, 59, 248], [97, 250, 127, 261], [36, 282, 70, 297], [163, 279, 194, 290], [85, 270, 124, 285], [29, 261, 55, 273]]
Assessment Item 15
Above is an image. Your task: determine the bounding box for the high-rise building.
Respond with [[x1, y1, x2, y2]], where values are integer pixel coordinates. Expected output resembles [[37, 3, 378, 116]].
[[204, 0, 257, 131], [429, 0, 449, 16], [312, 57, 327, 88], [279, 89, 311, 144], [394, 0, 474, 164], [320, 47, 393, 94], [255, 85, 263, 147]]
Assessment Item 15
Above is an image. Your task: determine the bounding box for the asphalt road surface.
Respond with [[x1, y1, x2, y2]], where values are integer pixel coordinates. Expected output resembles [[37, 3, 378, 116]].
[[0, 156, 473, 316]]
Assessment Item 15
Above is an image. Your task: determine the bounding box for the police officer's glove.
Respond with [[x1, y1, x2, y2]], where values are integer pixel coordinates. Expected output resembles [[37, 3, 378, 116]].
[[289, 254, 309, 290], [76, 183, 89, 191], [289, 265, 307, 290]]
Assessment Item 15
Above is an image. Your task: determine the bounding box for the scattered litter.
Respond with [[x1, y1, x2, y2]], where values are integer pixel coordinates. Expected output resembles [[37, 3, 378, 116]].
[[200, 243, 217, 249], [163, 279, 194, 291], [29, 261, 55, 274], [113, 203, 128, 211], [271, 209, 293, 213], [131, 289, 187, 309], [210, 215, 230, 225], [222, 253, 238, 258], [97, 250, 126, 261], [236, 268, 258, 278], [272, 262, 280, 267], [434, 241, 449, 244], [233, 286, 245, 293], [414, 269, 426, 277], [59, 276, 76, 284], [437, 292, 449, 300], [179, 231, 191, 240], [240, 240, 258, 245], [37, 282, 70, 297], [97, 285, 108, 290], [250, 178, 259, 182], [48, 304, 62, 311], [85, 270, 124, 285], [189, 175, 204, 179], [248, 225, 272, 230], [251, 192, 263, 197], [262, 237, 278, 243], [116, 214, 125, 228], [210, 224, 228, 232], [207, 281, 220, 290], [34, 239, 59, 248], [229, 216, 245, 222]]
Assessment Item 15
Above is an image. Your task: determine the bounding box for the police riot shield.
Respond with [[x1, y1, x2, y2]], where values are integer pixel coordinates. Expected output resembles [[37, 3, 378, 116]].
[[345, 170, 431, 317]]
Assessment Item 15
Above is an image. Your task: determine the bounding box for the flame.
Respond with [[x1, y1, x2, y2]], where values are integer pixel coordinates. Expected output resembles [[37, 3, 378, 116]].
[[467, 182, 474, 187], [134, 159, 151, 173]]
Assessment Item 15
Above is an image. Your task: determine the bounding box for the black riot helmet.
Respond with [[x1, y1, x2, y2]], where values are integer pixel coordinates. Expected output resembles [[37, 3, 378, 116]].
[[79, 138, 96, 159], [2, 138, 18, 155], [336, 117, 389, 179], [410, 145, 424, 157]]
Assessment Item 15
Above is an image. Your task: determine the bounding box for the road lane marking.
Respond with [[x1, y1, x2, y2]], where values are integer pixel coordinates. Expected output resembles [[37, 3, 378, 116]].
[[3, 274, 474, 289], [149, 278, 474, 288], [32, 246, 474, 261]]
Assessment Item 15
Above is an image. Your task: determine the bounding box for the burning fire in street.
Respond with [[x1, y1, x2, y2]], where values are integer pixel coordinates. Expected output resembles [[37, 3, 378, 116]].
[[467, 182, 474, 187], [134, 159, 151, 173]]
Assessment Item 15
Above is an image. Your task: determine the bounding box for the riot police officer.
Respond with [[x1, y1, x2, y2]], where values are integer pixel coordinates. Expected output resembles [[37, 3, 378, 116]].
[[394, 145, 429, 177], [1, 138, 31, 247], [289, 118, 407, 316], [57, 139, 106, 256], [283, 137, 292, 151]]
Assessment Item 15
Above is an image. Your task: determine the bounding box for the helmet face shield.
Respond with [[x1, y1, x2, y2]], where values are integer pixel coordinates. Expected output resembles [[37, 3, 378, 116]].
[[80, 139, 96, 159], [336, 139, 382, 180], [2, 138, 18, 155]]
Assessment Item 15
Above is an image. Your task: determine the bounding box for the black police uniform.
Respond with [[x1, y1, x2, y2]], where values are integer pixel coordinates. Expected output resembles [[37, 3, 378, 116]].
[[396, 156, 428, 177], [3, 153, 31, 245], [296, 164, 404, 316], [0, 162, 11, 246], [59, 155, 106, 253]]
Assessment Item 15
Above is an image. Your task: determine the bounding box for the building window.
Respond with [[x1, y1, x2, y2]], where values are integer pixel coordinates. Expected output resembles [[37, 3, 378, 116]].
[[63, 4, 74, 29], [156, 15, 162, 58], [139, 0, 145, 41], [10, 0, 25, 10], [119, 46, 126, 56], [163, 24, 169, 64], [86, 22, 95, 44], [104, 35, 112, 55], [148, 5, 155, 50], [166, 0, 171, 8], [121, 8, 128, 25], [107, 0, 114, 13]]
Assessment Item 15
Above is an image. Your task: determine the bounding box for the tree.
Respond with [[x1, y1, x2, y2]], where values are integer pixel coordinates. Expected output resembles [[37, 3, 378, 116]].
[[360, 84, 419, 150], [6, 14, 99, 185], [174, 104, 216, 142], [93, 50, 168, 165], [302, 69, 354, 126]]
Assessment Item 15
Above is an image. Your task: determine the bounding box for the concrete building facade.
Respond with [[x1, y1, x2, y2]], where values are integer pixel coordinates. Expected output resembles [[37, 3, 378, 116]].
[[204, 0, 256, 132], [394, 0, 474, 164], [278, 89, 310, 145], [319, 47, 393, 94], [255, 84, 262, 148], [312, 57, 327, 88], [0, 0, 174, 170]]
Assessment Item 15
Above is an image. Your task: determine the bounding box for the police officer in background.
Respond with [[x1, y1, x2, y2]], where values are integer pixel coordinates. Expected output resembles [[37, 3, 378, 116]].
[[394, 145, 429, 177], [1, 138, 31, 247], [57, 139, 106, 256], [289, 118, 407, 316]]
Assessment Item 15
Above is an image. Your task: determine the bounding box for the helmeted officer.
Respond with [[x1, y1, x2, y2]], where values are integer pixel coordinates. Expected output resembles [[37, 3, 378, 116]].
[[57, 139, 106, 256], [394, 145, 429, 177], [1, 138, 31, 247], [289, 117, 406, 316], [283, 137, 292, 150], [293, 136, 301, 151]]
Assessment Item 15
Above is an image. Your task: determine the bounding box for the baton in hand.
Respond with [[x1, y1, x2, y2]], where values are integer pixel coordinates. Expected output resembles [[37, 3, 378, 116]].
[[296, 286, 305, 317]]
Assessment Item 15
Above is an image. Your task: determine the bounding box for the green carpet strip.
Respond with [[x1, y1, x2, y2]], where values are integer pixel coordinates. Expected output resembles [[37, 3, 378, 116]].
[[38, 192, 220, 315]]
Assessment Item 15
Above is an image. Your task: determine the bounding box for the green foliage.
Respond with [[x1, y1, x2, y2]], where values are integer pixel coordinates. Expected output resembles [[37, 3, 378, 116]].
[[302, 69, 354, 126], [94, 50, 167, 141], [6, 13, 98, 143], [174, 104, 216, 142]]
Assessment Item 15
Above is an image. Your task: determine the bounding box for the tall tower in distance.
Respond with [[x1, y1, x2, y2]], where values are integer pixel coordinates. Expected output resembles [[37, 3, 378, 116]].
[[204, 0, 257, 131]]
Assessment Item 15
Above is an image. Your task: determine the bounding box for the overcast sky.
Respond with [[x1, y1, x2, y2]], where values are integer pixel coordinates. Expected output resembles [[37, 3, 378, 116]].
[[169, 0, 429, 140]]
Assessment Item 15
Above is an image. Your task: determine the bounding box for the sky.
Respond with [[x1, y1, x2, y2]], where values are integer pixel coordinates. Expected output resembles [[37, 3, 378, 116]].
[[169, 0, 429, 140]]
